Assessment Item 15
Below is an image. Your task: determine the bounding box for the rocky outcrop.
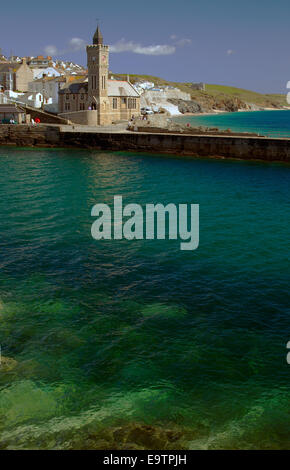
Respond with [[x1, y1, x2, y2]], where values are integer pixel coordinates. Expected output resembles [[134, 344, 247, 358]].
[[168, 99, 205, 114], [167, 96, 251, 114]]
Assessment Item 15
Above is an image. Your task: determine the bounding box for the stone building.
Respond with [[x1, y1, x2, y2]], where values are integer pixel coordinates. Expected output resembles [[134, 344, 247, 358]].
[[0, 59, 33, 92], [59, 26, 140, 125]]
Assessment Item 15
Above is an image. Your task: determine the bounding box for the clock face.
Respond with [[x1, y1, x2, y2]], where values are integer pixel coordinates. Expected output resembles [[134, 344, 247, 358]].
[[102, 55, 106, 63]]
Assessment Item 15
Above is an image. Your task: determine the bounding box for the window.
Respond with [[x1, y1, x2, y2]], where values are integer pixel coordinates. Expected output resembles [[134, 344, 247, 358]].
[[80, 103, 85, 111], [81, 94, 84, 100], [72, 94, 75, 100], [66, 94, 69, 100], [121, 98, 127, 105], [128, 98, 136, 109], [92, 75, 97, 90], [65, 103, 70, 111], [102, 75, 106, 90], [113, 98, 118, 109]]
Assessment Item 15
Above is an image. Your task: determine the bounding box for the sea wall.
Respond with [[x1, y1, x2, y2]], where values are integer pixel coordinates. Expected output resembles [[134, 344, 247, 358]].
[[0, 124, 60, 147], [59, 110, 99, 126], [0, 124, 289, 162]]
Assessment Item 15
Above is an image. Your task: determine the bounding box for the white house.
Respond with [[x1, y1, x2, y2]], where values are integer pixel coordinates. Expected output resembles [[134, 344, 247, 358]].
[[133, 81, 155, 94], [28, 76, 65, 113], [32, 67, 62, 80], [4, 89, 50, 109], [22, 91, 49, 108]]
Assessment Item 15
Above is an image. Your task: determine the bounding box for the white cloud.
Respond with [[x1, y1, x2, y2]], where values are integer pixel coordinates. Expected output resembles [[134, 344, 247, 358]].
[[68, 38, 86, 52], [110, 39, 176, 55], [227, 49, 235, 55], [135, 44, 176, 55], [44, 38, 86, 56], [45, 35, 190, 58], [175, 38, 192, 47], [44, 45, 58, 56]]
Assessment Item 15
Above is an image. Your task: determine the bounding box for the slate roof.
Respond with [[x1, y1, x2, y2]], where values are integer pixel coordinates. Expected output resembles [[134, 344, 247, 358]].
[[0, 103, 24, 112], [59, 81, 88, 94], [59, 79, 139, 97], [107, 80, 139, 97]]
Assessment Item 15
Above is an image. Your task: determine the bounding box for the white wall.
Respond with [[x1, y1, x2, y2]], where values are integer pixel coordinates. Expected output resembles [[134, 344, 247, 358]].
[[32, 67, 61, 80], [28, 80, 60, 104]]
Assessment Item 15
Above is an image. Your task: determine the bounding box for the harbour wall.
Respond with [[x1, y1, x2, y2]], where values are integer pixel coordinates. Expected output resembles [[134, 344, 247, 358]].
[[0, 124, 289, 162]]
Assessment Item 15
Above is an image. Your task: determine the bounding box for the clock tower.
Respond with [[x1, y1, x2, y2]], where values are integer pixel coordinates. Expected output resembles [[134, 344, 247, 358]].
[[87, 26, 110, 124]]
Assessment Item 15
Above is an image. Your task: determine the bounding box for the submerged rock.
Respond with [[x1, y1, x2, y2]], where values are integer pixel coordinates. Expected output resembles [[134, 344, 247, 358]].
[[0, 356, 18, 372], [140, 303, 187, 319], [67, 422, 188, 450]]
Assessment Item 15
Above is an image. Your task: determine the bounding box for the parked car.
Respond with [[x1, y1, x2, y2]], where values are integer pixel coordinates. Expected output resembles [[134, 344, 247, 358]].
[[141, 107, 154, 115]]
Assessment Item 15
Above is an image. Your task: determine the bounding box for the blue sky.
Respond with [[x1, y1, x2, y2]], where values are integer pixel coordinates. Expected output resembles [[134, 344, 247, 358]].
[[1, 0, 290, 93]]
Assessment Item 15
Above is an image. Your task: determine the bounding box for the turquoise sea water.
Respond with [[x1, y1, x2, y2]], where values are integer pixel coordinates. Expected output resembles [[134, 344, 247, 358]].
[[0, 147, 289, 449], [175, 110, 290, 138]]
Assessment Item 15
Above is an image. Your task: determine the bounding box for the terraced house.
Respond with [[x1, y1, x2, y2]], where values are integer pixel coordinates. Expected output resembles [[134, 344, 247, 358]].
[[58, 26, 140, 125]]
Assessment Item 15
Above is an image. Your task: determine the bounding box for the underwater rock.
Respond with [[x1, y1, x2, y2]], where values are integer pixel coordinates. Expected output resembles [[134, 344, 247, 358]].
[[70, 422, 187, 450], [0, 356, 18, 372], [112, 422, 186, 450], [140, 303, 187, 319]]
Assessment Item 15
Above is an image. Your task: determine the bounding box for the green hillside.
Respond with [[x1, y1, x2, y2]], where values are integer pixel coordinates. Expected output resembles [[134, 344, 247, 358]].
[[112, 73, 287, 110], [204, 84, 286, 108]]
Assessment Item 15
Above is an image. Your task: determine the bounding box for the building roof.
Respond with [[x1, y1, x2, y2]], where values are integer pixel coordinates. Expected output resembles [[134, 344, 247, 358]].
[[107, 80, 139, 97], [0, 103, 24, 112], [59, 79, 139, 97], [59, 80, 88, 94], [33, 75, 66, 83]]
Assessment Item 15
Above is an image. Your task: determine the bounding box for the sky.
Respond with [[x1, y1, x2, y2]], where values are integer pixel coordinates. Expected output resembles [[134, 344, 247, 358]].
[[1, 0, 290, 93]]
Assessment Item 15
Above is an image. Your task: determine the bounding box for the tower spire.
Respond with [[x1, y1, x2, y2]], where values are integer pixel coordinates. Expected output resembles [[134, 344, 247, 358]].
[[93, 24, 103, 45]]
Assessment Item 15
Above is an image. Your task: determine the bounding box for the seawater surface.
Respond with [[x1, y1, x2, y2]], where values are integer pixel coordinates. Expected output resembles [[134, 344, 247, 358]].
[[0, 147, 289, 450], [175, 109, 290, 138]]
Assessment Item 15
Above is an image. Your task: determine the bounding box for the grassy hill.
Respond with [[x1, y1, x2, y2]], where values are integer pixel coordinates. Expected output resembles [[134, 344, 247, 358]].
[[204, 84, 286, 108], [112, 73, 287, 110]]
